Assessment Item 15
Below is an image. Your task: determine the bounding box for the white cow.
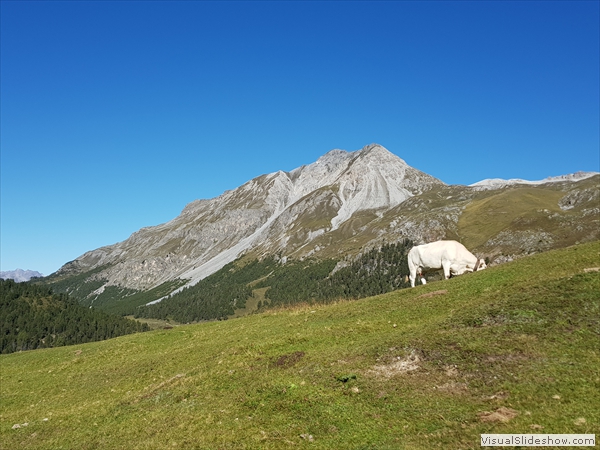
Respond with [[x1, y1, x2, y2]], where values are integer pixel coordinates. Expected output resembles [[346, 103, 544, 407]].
[[408, 240, 486, 287]]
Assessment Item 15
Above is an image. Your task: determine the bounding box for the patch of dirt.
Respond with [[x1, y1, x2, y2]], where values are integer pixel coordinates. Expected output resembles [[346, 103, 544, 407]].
[[272, 351, 305, 368], [369, 350, 420, 378], [417, 289, 448, 299], [444, 365, 459, 377], [478, 407, 519, 423]]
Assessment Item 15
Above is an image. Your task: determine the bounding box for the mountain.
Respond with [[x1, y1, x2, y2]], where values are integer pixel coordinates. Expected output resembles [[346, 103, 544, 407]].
[[0, 269, 43, 282], [50, 144, 442, 290], [43, 143, 599, 314], [469, 171, 598, 190]]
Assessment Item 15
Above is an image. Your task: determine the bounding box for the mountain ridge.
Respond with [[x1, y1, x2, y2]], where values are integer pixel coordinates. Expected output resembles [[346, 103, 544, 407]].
[[54, 144, 443, 290], [470, 170, 598, 190], [46, 143, 599, 310], [0, 269, 44, 282]]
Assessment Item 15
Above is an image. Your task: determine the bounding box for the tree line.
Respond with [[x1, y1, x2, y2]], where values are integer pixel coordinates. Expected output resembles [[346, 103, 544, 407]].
[[134, 258, 279, 323], [0, 279, 149, 354], [256, 240, 414, 308], [135, 240, 414, 322]]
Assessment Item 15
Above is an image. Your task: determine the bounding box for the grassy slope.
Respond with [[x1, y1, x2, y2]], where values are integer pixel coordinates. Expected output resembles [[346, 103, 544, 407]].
[[459, 187, 566, 250], [458, 178, 599, 254], [1, 242, 598, 449]]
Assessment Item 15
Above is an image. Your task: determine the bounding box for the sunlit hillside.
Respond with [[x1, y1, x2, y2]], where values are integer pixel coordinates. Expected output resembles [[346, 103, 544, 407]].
[[1, 241, 598, 449]]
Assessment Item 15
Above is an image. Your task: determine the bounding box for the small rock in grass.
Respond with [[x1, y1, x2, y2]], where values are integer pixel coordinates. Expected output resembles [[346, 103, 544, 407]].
[[574, 417, 586, 426], [488, 391, 509, 400]]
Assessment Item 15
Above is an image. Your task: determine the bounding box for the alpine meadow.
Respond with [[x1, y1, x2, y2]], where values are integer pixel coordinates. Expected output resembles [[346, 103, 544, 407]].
[[1, 242, 598, 449]]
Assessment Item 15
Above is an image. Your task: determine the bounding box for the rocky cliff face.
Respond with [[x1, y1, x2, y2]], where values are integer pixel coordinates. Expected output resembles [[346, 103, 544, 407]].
[[55, 144, 444, 290]]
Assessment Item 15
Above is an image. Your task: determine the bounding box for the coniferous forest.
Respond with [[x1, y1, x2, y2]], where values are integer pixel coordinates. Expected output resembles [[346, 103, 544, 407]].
[[135, 240, 414, 323], [257, 240, 414, 307], [134, 258, 279, 323], [0, 279, 149, 354], [6, 240, 415, 339]]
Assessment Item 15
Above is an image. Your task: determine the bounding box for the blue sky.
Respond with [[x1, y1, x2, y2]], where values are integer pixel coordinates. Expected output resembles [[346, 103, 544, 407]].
[[1, 1, 599, 276]]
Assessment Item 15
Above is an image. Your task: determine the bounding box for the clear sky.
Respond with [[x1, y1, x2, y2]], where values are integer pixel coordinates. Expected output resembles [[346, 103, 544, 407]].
[[1, 1, 599, 276]]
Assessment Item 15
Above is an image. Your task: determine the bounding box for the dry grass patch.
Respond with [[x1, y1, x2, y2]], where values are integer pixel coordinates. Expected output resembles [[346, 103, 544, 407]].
[[478, 407, 519, 423], [368, 349, 421, 378]]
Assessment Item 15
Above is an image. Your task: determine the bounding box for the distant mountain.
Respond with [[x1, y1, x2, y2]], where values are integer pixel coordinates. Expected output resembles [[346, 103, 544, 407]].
[[470, 171, 598, 190], [43, 143, 599, 316], [0, 269, 43, 282]]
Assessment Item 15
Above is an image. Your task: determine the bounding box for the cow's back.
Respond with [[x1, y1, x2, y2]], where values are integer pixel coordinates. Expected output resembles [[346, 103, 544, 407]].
[[409, 240, 474, 268], [409, 241, 446, 269]]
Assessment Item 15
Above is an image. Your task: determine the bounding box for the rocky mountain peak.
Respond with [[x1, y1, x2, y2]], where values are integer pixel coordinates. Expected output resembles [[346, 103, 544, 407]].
[[53, 144, 598, 301], [54, 144, 449, 291], [358, 143, 397, 157]]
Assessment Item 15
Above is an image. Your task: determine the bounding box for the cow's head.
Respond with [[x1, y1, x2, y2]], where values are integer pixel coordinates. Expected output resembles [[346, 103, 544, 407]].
[[474, 259, 487, 271]]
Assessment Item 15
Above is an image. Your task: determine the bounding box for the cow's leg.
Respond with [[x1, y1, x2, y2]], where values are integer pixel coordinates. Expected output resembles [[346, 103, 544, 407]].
[[408, 259, 418, 288], [442, 261, 451, 280]]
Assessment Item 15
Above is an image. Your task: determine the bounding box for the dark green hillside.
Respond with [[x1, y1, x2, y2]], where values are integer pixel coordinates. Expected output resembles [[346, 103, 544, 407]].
[[1, 242, 598, 449], [0, 280, 149, 354], [135, 240, 414, 322], [135, 258, 280, 322], [39, 268, 186, 316], [256, 240, 414, 307]]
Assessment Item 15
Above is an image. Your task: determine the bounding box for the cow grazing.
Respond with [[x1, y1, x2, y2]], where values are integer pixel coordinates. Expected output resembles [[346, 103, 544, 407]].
[[408, 240, 486, 287]]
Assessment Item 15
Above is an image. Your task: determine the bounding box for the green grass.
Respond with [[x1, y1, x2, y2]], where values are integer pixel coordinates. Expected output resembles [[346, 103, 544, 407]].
[[458, 187, 565, 249], [1, 242, 598, 449]]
